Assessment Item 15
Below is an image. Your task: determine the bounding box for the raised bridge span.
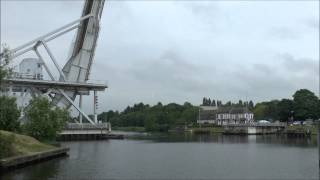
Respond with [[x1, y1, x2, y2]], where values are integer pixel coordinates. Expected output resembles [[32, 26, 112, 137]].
[[1, 0, 107, 130]]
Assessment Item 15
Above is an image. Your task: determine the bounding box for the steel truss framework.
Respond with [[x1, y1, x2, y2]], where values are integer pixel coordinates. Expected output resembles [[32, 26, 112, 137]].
[[1, 13, 106, 126]]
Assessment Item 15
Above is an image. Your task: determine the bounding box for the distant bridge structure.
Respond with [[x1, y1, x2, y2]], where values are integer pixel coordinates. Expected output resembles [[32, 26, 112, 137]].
[[223, 123, 287, 135], [0, 0, 108, 132]]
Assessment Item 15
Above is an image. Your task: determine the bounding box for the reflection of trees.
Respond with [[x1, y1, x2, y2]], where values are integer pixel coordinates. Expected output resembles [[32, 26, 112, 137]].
[[24, 157, 63, 179], [144, 133, 317, 147], [3, 156, 66, 180]]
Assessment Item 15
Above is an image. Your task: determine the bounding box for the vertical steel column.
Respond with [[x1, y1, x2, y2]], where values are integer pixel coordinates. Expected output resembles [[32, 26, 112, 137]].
[[79, 95, 83, 124], [94, 90, 98, 123]]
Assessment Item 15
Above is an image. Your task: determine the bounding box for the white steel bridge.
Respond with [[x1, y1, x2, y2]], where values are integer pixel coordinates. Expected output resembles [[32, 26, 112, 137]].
[[0, 0, 109, 133]]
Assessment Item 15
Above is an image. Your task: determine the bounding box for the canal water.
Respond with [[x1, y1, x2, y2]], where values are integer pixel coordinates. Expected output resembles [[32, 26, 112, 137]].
[[2, 133, 319, 179]]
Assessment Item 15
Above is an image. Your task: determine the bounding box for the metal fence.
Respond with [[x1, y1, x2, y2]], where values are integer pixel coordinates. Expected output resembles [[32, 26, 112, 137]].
[[224, 122, 286, 127], [65, 123, 109, 130]]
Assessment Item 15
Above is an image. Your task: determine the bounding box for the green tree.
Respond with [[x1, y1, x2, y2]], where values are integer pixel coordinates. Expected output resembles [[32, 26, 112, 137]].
[[0, 45, 11, 87], [202, 97, 206, 105], [293, 89, 319, 120], [248, 101, 254, 110], [24, 97, 69, 140], [211, 100, 216, 106], [266, 100, 279, 121], [225, 101, 231, 106], [144, 114, 159, 131], [0, 96, 20, 131], [253, 103, 268, 120], [238, 100, 243, 106], [0, 46, 20, 132], [278, 99, 294, 122], [181, 106, 198, 124]]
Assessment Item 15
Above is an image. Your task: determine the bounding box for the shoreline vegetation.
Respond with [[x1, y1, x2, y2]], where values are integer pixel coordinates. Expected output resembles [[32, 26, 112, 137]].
[[0, 124, 70, 170], [111, 125, 318, 136], [0, 130, 69, 170], [0, 130, 56, 159], [112, 126, 146, 132], [98, 89, 320, 133]]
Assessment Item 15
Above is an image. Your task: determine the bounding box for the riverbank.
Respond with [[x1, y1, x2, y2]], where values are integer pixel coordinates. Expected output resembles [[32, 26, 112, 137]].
[[112, 125, 319, 136], [191, 127, 225, 134], [192, 125, 318, 136], [112, 126, 146, 132], [0, 130, 68, 170], [285, 125, 318, 136]]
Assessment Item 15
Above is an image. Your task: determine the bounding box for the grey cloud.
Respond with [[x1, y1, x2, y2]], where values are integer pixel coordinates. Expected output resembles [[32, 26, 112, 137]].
[[232, 60, 314, 101], [1, 1, 318, 112], [278, 53, 318, 75], [253, 64, 273, 74], [304, 18, 319, 29], [268, 27, 299, 40], [128, 50, 205, 92]]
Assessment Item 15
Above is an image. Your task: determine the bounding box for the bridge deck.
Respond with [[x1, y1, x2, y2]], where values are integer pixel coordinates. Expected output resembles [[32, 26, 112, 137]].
[[223, 123, 286, 128], [4, 78, 107, 91]]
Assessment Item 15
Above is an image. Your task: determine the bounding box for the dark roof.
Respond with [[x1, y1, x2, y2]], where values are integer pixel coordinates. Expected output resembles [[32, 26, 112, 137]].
[[199, 110, 216, 120], [216, 107, 252, 114]]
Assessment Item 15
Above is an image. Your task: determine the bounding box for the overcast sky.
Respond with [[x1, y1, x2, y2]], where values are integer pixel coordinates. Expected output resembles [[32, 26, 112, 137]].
[[1, 0, 319, 113]]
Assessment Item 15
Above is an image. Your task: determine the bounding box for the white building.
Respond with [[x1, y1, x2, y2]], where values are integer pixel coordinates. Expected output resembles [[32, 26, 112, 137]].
[[197, 106, 218, 124], [9, 58, 43, 111], [197, 106, 254, 125], [17, 58, 43, 80], [216, 107, 254, 125]]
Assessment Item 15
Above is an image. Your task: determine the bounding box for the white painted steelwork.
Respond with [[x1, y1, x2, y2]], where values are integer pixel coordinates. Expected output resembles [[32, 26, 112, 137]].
[[0, 0, 106, 126]]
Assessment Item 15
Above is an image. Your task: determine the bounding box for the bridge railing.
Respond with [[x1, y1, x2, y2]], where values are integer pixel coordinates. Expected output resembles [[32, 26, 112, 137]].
[[224, 122, 286, 127], [65, 123, 109, 130]]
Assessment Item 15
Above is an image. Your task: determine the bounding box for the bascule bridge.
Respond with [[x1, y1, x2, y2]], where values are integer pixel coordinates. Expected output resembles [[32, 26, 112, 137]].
[[0, 0, 110, 139]]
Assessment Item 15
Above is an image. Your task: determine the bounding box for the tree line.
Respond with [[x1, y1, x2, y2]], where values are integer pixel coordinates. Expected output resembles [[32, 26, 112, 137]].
[[98, 89, 319, 132], [98, 102, 198, 132], [202, 97, 254, 110], [254, 89, 320, 122]]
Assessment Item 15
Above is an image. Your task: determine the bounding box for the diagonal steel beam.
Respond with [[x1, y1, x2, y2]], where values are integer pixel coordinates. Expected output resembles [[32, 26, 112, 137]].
[[40, 41, 66, 81], [33, 48, 55, 81], [0, 14, 93, 59], [58, 89, 96, 126]]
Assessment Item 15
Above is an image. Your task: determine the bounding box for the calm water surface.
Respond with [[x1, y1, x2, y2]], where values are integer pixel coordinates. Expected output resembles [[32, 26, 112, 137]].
[[2, 132, 319, 180]]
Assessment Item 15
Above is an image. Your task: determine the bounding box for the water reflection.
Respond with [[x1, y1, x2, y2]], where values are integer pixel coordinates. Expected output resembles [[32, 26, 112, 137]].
[[2, 156, 64, 180], [1, 132, 318, 180], [129, 132, 317, 147]]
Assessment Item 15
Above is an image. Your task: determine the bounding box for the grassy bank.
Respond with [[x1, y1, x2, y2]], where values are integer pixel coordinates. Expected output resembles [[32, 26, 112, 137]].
[[0, 130, 55, 159], [112, 126, 146, 132], [112, 126, 226, 134], [191, 127, 225, 134], [286, 125, 318, 135]]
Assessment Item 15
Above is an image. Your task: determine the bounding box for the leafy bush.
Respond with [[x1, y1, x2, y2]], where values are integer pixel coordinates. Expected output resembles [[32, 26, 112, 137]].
[[24, 97, 69, 141], [0, 96, 20, 131]]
